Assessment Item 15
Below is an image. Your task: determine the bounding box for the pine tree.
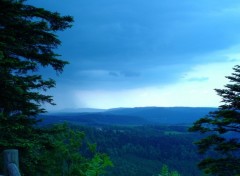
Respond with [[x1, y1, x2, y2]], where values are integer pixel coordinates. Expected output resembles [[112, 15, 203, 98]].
[[189, 65, 240, 176], [169, 171, 180, 176], [0, 0, 73, 117], [0, 1, 114, 175], [160, 164, 169, 176], [158, 165, 181, 176], [0, 0, 73, 174]]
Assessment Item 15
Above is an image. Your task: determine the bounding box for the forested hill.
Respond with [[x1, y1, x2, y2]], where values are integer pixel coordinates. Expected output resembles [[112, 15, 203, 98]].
[[105, 107, 216, 124], [41, 107, 216, 126]]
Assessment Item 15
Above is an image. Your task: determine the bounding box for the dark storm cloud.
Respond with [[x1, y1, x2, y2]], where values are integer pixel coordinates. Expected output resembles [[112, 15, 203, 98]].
[[28, 0, 240, 90], [61, 0, 240, 61]]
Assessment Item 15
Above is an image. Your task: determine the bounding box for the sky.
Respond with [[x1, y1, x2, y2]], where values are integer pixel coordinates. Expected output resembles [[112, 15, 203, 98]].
[[28, 0, 240, 111]]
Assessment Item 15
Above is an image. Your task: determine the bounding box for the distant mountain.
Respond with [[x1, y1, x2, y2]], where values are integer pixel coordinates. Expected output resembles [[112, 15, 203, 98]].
[[40, 112, 149, 126], [40, 107, 217, 126], [105, 107, 217, 125], [51, 108, 106, 113]]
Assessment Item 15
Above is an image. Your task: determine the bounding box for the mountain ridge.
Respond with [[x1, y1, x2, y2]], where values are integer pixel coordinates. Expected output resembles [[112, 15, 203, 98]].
[[41, 107, 217, 126]]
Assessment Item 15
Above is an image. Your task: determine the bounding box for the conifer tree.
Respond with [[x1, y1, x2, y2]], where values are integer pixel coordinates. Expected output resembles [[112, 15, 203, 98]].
[[0, 0, 73, 174], [0, 1, 113, 175], [160, 164, 169, 176], [0, 0, 73, 117], [189, 65, 240, 176], [158, 165, 181, 176]]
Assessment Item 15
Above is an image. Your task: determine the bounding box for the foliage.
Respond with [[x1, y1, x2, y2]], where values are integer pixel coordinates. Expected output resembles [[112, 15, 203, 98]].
[[0, 113, 54, 174], [0, 0, 74, 174], [0, 122, 113, 175], [85, 153, 113, 176], [38, 124, 113, 176], [160, 164, 169, 176], [0, 0, 73, 116], [158, 164, 181, 176], [189, 65, 240, 176], [77, 125, 203, 176]]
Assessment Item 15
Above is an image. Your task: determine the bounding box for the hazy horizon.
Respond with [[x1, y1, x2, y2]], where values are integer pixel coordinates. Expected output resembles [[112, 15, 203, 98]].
[[46, 106, 217, 113]]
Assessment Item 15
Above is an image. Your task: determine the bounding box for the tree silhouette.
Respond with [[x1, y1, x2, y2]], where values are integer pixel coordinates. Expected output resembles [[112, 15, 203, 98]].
[[0, 0, 73, 174], [0, 0, 73, 117], [190, 65, 240, 176]]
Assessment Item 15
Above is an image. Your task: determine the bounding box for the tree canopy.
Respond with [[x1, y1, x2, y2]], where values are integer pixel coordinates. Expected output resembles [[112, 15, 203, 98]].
[[189, 65, 240, 176]]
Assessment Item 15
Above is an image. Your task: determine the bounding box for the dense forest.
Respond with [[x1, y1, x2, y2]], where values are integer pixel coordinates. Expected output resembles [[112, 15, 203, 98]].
[[71, 124, 204, 176], [37, 107, 217, 175]]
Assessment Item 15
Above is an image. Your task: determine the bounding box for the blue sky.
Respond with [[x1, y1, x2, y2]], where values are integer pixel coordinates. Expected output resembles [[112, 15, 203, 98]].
[[28, 0, 240, 110]]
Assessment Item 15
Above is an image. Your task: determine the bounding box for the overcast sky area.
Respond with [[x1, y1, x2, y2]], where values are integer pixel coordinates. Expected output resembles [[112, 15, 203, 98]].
[[28, 0, 240, 111]]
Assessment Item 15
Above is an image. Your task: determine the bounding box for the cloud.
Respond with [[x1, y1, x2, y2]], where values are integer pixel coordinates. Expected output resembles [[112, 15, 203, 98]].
[[73, 83, 220, 109], [26, 0, 240, 109], [33, 0, 240, 67], [32, 0, 239, 70], [72, 59, 238, 109], [49, 44, 240, 93], [69, 50, 240, 110]]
